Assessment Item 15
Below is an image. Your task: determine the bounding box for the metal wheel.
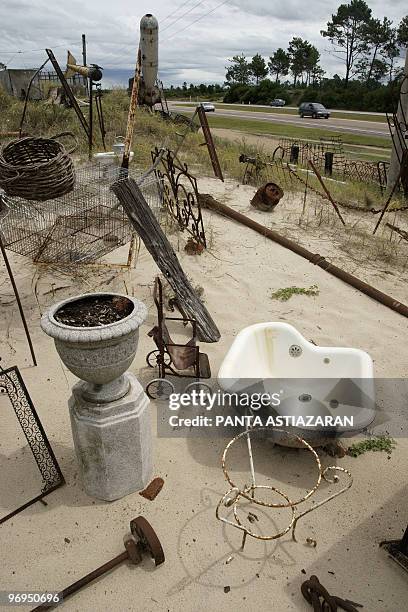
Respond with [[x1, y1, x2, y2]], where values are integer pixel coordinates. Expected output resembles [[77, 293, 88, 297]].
[[146, 378, 175, 400], [130, 516, 165, 566], [146, 350, 172, 368], [184, 381, 213, 394], [184, 381, 213, 408]]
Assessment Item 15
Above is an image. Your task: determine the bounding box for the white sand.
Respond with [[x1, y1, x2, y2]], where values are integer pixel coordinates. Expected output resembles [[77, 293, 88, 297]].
[[1, 176, 407, 611]]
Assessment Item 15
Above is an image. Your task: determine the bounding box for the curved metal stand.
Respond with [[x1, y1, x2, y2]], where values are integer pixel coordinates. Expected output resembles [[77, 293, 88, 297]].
[[216, 427, 352, 549]]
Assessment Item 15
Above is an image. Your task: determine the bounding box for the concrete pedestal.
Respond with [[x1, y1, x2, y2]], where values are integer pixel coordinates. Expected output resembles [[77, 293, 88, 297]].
[[69, 372, 152, 501]]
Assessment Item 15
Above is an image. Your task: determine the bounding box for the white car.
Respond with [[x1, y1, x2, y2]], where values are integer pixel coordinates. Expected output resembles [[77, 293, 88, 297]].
[[199, 102, 215, 112], [270, 99, 286, 107]]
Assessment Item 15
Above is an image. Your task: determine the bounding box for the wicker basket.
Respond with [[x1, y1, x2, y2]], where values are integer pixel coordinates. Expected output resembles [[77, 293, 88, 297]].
[[0, 132, 77, 201]]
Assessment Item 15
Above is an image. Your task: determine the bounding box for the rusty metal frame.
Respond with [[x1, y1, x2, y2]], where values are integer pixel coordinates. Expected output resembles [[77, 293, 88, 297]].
[[0, 365, 65, 524], [152, 148, 207, 248], [146, 276, 202, 379], [216, 426, 352, 549]]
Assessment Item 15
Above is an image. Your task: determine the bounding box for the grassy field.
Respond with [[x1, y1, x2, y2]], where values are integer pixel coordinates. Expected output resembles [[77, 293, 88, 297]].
[[173, 102, 387, 123], [203, 114, 391, 152], [0, 88, 391, 197], [0, 89, 256, 181]]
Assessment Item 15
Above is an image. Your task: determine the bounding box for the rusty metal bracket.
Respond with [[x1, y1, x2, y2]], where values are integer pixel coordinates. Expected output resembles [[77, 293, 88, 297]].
[[197, 105, 224, 181]]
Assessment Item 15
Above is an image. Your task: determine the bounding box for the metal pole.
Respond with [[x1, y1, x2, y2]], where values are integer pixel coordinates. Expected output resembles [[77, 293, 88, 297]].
[[200, 196, 408, 320], [0, 233, 37, 366], [308, 160, 346, 225], [122, 48, 142, 171], [82, 33, 88, 96], [373, 160, 405, 234], [95, 86, 106, 151], [88, 79, 93, 160], [19, 57, 50, 136], [33, 551, 128, 611], [45, 49, 89, 138]]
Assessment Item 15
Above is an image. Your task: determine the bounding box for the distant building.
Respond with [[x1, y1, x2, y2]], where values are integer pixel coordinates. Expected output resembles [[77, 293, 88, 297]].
[[0, 68, 42, 100]]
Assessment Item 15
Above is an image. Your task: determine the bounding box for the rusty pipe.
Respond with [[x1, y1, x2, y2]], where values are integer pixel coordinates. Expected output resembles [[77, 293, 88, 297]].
[[122, 48, 142, 171], [200, 195, 408, 319]]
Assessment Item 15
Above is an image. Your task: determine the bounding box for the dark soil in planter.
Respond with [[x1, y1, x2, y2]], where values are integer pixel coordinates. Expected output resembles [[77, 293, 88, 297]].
[[55, 295, 133, 327]]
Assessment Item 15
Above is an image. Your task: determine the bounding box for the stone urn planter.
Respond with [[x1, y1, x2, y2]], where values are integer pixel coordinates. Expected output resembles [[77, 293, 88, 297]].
[[41, 292, 152, 501]]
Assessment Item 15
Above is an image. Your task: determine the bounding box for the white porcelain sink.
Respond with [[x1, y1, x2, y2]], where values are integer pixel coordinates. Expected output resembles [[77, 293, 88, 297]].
[[218, 323, 375, 436]]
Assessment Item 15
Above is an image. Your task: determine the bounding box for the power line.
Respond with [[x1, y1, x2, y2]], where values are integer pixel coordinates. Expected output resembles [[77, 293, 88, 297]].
[[161, 0, 194, 24], [160, 0, 207, 35], [106, 0, 207, 63], [0, 43, 77, 54], [162, 0, 230, 42]]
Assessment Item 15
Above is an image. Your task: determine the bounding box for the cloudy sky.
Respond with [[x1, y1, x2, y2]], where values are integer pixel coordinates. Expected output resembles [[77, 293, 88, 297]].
[[0, 0, 406, 86]]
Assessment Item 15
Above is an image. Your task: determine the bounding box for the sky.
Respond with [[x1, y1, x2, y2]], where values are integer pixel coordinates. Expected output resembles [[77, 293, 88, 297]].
[[0, 0, 406, 87]]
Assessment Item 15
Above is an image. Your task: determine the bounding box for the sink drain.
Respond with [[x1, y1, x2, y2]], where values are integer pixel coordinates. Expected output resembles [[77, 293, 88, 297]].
[[289, 344, 302, 358], [299, 393, 312, 402]]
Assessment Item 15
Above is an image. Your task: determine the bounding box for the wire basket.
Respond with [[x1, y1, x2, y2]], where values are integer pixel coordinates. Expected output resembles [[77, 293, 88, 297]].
[[0, 132, 77, 201]]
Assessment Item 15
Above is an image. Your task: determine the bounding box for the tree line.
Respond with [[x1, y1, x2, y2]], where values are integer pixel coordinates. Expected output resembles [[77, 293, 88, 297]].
[[165, 82, 224, 99], [226, 2, 407, 88], [222, 0, 407, 110]]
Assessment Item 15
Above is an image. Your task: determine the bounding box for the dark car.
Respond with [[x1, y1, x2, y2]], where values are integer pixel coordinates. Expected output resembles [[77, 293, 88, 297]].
[[299, 102, 330, 119]]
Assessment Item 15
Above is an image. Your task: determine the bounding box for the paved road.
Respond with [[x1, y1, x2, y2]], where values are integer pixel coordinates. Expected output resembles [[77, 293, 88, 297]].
[[169, 103, 390, 139], [217, 103, 387, 117]]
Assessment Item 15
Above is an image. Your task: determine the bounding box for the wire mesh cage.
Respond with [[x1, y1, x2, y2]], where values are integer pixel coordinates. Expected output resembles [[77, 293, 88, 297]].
[[0, 162, 162, 264]]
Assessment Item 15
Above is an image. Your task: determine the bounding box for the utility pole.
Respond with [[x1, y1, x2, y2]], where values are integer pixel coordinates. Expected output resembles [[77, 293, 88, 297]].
[[388, 48, 408, 190]]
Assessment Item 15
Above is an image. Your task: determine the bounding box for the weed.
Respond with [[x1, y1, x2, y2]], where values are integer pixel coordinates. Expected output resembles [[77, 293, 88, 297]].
[[270, 284, 319, 301], [347, 435, 396, 457]]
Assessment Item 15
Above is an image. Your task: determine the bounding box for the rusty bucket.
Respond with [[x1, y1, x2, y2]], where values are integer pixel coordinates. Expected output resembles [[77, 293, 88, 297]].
[[250, 182, 284, 211]]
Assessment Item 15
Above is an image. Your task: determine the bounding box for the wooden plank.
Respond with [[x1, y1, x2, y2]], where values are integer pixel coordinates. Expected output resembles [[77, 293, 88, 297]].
[[111, 178, 221, 343]]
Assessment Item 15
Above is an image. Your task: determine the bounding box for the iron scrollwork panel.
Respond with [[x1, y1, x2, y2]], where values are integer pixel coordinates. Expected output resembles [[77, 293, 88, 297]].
[[152, 148, 207, 248]]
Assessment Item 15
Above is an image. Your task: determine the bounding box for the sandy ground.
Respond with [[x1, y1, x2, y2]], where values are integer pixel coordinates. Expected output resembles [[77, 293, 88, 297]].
[[1, 174, 408, 612]]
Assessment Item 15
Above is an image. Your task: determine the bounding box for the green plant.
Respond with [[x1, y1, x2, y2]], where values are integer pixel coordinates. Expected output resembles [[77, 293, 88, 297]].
[[270, 285, 319, 301], [347, 435, 396, 457]]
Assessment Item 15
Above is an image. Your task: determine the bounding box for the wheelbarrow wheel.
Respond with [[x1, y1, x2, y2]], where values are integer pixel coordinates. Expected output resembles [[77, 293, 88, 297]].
[[146, 350, 172, 368], [146, 378, 175, 400]]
